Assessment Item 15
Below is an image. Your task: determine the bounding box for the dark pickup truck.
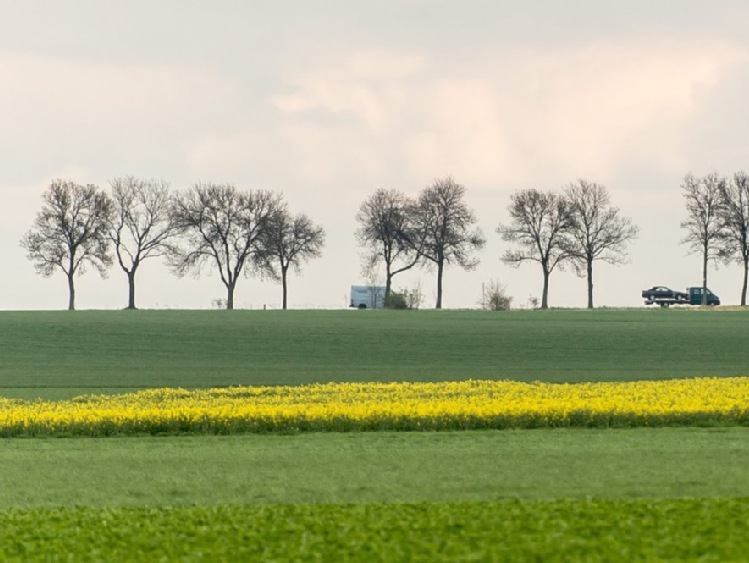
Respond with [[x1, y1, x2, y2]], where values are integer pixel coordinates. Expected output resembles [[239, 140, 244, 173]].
[[642, 286, 720, 307]]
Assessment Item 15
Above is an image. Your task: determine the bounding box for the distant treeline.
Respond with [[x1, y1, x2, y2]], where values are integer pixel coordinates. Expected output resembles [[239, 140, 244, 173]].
[[19, 172, 749, 310]]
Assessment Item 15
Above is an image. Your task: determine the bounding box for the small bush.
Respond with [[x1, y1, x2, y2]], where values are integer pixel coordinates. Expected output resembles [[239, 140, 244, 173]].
[[385, 292, 408, 309], [479, 280, 513, 311], [403, 284, 424, 310]]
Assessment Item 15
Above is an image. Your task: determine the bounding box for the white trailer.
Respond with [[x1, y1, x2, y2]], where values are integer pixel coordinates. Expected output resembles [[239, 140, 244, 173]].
[[350, 285, 386, 309]]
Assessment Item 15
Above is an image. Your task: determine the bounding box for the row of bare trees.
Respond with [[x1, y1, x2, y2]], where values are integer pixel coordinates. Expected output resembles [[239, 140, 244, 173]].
[[357, 178, 639, 309], [680, 171, 749, 305], [499, 181, 639, 309], [20, 178, 325, 310], [356, 177, 486, 309], [26, 172, 746, 311]]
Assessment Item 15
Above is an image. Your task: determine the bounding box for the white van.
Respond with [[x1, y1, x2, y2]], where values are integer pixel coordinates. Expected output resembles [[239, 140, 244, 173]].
[[350, 285, 386, 309]]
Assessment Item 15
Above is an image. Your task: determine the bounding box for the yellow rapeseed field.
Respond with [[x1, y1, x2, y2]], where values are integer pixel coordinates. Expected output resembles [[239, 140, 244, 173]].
[[2, 378, 748, 436]]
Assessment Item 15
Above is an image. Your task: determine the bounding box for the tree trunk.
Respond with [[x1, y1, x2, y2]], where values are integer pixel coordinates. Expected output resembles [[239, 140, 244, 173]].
[[126, 270, 137, 310], [742, 256, 748, 307], [385, 263, 392, 301], [67, 272, 76, 311], [541, 267, 550, 310], [282, 266, 288, 310], [702, 250, 708, 305], [435, 260, 444, 309], [586, 258, 594, 309], [226, 282, 235, 310]]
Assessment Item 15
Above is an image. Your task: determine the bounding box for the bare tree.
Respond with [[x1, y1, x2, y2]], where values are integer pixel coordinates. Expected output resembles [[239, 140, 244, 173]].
[[497, 189, 573, 309], [256, 207, 325, 309], [170, 183, 282, 310], [412, 177, 486, 309], [355, 188, 420, 301], [563, 180, 639, 309], [20, 180, 113, 310], [109, 177, 178, 309], [680, 172, 725, 305], [717, 171, 749, 305]]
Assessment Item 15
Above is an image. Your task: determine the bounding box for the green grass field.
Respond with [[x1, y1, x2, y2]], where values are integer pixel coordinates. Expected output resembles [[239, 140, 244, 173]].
[[2, 309, 748, 400], [2, 429, 749, 509], [4, 499, 749, 562], [2, 309, 749, 560]]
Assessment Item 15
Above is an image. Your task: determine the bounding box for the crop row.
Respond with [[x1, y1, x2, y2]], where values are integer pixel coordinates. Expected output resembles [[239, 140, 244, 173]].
[[2, 377, 749, 436], [3, 499, 749, 561]]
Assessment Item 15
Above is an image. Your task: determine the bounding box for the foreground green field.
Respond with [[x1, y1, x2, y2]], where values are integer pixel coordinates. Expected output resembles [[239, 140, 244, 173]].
[[2, 308, 749, 400], [3, 309, 748, 560], [3, 430, 749, 508], [4, 499, 749, 562]]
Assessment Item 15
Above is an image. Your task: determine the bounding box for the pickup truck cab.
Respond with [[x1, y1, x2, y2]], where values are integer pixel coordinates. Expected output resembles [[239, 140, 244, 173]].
[[686, 287, 720, 306]]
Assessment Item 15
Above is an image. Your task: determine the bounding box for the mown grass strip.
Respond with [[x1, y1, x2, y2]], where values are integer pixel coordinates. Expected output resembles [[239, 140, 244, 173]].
[[2, 499, 749, 562], [3, 378, 749, 437], [5, 430, 749, 508]]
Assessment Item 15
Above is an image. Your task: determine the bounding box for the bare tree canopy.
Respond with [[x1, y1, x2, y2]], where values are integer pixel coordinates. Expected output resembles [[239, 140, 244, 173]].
[[497, 188, 573, 309], [256, 206, 325, 309], [717, 171, 749, 305], [170, 183, 282, 310], [355, 188, 420, 300], [20, 179, 113, 310], [412, 176, 486, 309], [110, 177, 178, 309], [564, 180, 639, 309], [680, 172, 725, 305]]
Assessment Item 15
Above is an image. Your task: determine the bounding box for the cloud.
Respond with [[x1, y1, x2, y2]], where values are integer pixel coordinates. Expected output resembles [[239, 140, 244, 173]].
[[167, 40, 748, 199], [265, 41, 746, 190], [0, 53, 245, 182], [271, 51, 426, 131], [505, 41, 745, 181]]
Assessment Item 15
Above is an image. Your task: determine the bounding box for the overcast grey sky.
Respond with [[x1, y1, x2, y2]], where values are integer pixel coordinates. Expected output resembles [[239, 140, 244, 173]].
[[2, 1, 749, 310]]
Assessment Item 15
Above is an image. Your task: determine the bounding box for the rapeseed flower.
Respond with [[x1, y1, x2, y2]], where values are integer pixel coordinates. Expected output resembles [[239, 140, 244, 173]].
[[1, 378, 748, 437]]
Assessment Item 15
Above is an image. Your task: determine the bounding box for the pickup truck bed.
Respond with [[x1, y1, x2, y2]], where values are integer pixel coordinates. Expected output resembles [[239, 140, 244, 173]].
[[642, 286, 720, 307], [641, 286, 688, 305]]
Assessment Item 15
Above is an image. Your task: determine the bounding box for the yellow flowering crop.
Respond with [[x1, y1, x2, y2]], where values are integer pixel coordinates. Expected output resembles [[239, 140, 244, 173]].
[[2, 377, 749, 437]]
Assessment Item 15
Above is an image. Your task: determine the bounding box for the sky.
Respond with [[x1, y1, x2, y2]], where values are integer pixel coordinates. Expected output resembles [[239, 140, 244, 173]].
[[1, 0, 749, 310]]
